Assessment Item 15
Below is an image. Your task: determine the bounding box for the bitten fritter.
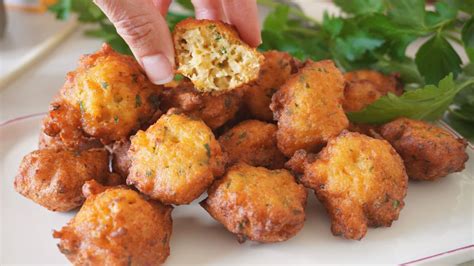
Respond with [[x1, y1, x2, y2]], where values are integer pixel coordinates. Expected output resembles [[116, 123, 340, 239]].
[[201, 163, 307, 243], [14, 149, 109, 212], [295, 131, 408, 240], [111, 138, 131, 180], [127, 113, 226, 205], [380, 118, 468, 181], [270, 60, 349, 157], [218, 120, 286, 169], [53, 180, 173, 265], [343, 70, 402, 112], [161, 80, 242, 130], [173, 18, 263, 92], [43, 43, 162, 147], [242, 51, 298, 121]]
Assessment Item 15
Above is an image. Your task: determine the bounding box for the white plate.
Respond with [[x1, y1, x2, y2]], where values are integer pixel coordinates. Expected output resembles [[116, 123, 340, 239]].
[[0, 114, 473, 265]]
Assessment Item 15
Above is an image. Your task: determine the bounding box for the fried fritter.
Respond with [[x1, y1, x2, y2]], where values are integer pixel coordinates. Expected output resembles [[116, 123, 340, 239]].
[[173, 18, 263, 92], [202, 163, 307, 243], [218, 120, 286, 169], [343, 80, 383, 112], [161, 80, 242, 130], [14, 149, 109, 212], [111, 138, 131, 179], [344, 70, 402, 95], [43, 44, 162, 148], [38, 131, 102, 151], [127, 113, 226, 205], [53, 180, 172, 265], [42, 96, 100, 150], [347, 123, 381, 138], [343, 70, 402, 112], [295, 131, 408, 240], [380, 118, 468, 181], [270, 60, 348, 157], [242, 51, 298, 121]]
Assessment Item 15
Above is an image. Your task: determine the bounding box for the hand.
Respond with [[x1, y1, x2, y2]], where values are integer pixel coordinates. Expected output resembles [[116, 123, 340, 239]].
[[93, 0, 261, 85]]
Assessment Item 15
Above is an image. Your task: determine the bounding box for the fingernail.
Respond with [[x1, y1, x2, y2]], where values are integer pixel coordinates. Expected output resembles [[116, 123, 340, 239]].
[[141, 54, 174, 84]]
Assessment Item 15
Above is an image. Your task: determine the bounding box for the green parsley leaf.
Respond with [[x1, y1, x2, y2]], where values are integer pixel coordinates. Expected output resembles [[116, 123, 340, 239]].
[[334, 32, 384, 62], [100, 81, 108, 89], [333, 0, 385, 15], [263, 5, 290, 32], [386, 0, 426, 30], [415, 35, 462, 85], [176, 0, 193, 11], [48, 0, 72, 20], [462, 18, 474, 62], [392, 199, 400, 209], [204, 143, 211, 158], [348, 74, 474, 123], [322, 12, 343, 38], [425, 2, 457, 29], [441, 0, 474, 15]]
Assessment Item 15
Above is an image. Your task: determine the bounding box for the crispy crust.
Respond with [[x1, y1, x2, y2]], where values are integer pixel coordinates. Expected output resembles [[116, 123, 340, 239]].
[[300, 131, 408, 240], [218, 120, 287, 169], [38, 130, 103, 151], [161, 79, 243, 130], [202, 163, 307, 243], [53, 181, 173, 265], [271, 60, 348, 157], [111, 138, 131, 179], [43, 43, 162, 148], [343, 70, 403, 112], [380, 118, 468, 181], [242, 51, 299, 121], [14, 149, 109, 212], [173, 18, 263, 93], [127, 113, 226, 205]]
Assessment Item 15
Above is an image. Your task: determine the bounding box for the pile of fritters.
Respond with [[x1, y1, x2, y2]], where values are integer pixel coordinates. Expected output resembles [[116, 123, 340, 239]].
[[13, 19, 468, 265]]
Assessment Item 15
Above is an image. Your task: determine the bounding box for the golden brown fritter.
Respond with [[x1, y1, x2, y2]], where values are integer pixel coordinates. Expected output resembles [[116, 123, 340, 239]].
[[14, 149, 109, 212], [380, 118, 468, 181], [53, 180, 173, 265], [344, 70, 402, 95], [270, 60, 348, 157], [127, 113, 226, 205], [218, 120, 286, 169], [161, 80, 243, 130], [343, 70, 402, 112], [111, 138, 131, 179], [42, 96, 100, 150], [347, 123, 381, 138], [202, 163, 307, 243], [38, 131, 102, 151], [43, 43, 162, 148], [343, 80, 383, 112], [173, 18, 263, 92], [295, 131, 408, 240], [242, 51, 298, 121]]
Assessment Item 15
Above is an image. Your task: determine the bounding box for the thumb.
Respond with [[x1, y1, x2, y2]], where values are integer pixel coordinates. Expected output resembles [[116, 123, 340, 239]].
[[94, 0, 175, 84]]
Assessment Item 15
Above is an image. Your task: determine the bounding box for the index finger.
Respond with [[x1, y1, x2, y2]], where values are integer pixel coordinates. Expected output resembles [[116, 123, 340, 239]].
[[220, 0, 262, 47]]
